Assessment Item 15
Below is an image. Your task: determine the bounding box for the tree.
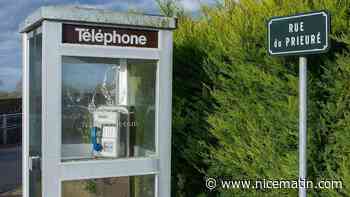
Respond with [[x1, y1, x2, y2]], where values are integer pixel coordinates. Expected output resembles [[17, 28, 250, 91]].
[[155, 0, 183, 17]]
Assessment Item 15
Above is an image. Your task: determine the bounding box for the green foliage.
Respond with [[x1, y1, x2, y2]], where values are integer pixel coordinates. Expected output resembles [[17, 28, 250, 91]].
[[171, 0, 350, 196], [84, 180, 97, 194], [172, 15, 216, 196], [155, 0, 183, 17]]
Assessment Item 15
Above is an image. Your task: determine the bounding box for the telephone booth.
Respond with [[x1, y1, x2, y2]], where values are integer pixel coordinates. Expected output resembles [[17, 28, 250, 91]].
[[21, 6, 176, 197]]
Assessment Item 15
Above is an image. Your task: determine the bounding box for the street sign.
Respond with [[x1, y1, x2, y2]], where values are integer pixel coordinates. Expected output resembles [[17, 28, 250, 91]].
[[268, 11, 330, 56], [268, 11, 331, 197]]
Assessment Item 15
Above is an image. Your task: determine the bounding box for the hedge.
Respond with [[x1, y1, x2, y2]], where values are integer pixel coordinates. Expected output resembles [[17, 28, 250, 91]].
[[171, 0, 350, 196]]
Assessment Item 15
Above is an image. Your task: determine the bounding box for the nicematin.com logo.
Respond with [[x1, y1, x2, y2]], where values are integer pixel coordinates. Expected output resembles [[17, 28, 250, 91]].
[[205, 177, 343, 191]]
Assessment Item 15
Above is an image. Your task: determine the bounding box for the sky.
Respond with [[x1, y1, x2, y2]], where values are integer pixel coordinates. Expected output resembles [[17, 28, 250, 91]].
[[0, 0, 216, 92]]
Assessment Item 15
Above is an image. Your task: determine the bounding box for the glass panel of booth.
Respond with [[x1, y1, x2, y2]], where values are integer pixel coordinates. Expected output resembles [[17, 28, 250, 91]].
[[61, 56, 157, 162], [28, 29, 42, 196], [61, 175, 155, 197]]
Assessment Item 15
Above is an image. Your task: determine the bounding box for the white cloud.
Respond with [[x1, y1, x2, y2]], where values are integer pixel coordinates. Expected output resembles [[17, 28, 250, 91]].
[[181, 0, 201, 12], [180, 0, 217, 13], [71, 0, 158, 13], [90, 1, 130, 10]]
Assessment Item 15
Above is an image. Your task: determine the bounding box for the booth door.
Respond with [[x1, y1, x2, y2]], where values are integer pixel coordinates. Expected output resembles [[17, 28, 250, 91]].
[[59, 57, 158, 197]]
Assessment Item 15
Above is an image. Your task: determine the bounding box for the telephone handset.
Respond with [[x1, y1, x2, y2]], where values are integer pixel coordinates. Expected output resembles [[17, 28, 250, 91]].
[[91, 127, 103, 153]]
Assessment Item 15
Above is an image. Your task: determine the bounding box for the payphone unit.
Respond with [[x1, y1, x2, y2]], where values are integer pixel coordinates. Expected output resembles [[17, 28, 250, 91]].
[[92, 105, 131, 158]]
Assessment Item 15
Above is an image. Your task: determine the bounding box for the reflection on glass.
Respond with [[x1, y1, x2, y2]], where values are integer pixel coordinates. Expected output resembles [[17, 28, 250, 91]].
[[128, 60, 156, 157], [29, 30, 42, 197], [62, 175, 155, 197], [61, 57, 157, 161], [61, 57, 119, 160]]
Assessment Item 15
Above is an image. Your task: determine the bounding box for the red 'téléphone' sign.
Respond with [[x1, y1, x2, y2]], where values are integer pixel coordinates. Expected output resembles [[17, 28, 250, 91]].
[[62, 24, 158, 48]]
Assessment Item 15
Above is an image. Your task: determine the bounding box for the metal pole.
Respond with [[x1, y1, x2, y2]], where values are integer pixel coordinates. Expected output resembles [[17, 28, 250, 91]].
[[299, 56, 307, 197]]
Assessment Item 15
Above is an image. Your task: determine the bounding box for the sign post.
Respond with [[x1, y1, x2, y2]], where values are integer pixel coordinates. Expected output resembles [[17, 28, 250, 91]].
[[268, 11, 330, 197], [299, 56, 307, 197]]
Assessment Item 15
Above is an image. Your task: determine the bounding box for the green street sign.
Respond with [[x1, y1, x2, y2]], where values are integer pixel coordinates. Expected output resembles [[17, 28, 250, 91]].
[[268, 11, 330, 56]]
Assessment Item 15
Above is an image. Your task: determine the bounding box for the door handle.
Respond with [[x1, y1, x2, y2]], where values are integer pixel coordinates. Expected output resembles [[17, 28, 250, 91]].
[[29, 156, 41, 171]]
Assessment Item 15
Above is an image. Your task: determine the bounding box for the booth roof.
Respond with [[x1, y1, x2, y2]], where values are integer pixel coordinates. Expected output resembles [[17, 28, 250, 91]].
[[19, 5, 177, 33]]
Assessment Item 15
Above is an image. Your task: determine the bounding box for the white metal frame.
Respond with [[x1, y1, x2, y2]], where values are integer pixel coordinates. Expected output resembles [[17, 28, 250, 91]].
[[22, 29, 30, 197], [23, 20, 173, 197]]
